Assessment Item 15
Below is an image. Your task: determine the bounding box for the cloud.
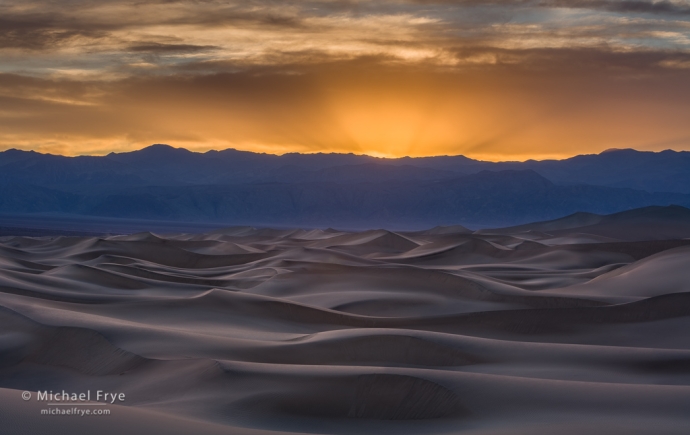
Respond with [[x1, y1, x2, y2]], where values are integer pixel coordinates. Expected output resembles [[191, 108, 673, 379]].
[[1, 48, 689, 159], [0, 0, 689, 158], [126, 43, 219, 53], [407, 0, 690, 15], [0, 14, 107, 50], [542, 0, 690, 15]]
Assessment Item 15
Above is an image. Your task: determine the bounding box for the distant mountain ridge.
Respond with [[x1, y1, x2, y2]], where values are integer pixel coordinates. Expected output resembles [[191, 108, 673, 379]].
[[2, 145, 690, 228], [2, 144, 690, 193]]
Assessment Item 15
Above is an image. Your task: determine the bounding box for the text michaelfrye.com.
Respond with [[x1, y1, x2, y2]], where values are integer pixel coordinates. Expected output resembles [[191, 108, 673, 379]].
[[40, 407, 111, 416]]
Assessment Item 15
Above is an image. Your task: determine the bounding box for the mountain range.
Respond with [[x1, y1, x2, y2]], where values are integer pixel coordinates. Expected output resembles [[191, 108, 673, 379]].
[[1, 145, 690, 228]]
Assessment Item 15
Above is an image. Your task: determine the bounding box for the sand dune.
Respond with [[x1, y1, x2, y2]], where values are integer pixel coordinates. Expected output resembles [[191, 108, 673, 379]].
[[1, 213, 690, 434]]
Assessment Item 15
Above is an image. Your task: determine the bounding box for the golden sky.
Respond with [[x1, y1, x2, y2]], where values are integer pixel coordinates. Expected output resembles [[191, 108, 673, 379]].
[[1, 0, 690, 160]]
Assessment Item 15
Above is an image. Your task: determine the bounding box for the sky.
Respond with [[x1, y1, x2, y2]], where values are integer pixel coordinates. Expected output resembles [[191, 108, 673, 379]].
[[1, 0, 690, 160]]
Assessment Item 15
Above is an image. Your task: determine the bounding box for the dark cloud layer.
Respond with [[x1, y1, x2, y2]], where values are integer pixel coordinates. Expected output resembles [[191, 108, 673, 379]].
[[412, 0, 690, 14]]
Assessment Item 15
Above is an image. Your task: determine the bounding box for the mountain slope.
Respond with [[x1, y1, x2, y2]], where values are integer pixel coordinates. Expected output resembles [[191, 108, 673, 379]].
[[1, 170, 688, 229], [2, 145, 690, 193], [485, 205, 690, 241]]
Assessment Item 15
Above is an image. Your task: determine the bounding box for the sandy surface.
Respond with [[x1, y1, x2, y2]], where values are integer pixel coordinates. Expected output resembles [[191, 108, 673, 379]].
[[1, 221, 689, 434]]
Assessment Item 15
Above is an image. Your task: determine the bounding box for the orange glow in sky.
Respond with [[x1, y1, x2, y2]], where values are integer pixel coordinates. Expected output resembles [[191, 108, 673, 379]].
[[1, 1, 689, 160]]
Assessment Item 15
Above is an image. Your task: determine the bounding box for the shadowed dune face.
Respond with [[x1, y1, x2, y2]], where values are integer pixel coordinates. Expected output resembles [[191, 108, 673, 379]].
[[237, 373, 469, 421], [1, 223, 690, 434]]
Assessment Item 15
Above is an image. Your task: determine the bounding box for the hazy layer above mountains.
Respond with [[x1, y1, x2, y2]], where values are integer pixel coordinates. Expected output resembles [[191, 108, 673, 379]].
[[2, 145, 690, 228]]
